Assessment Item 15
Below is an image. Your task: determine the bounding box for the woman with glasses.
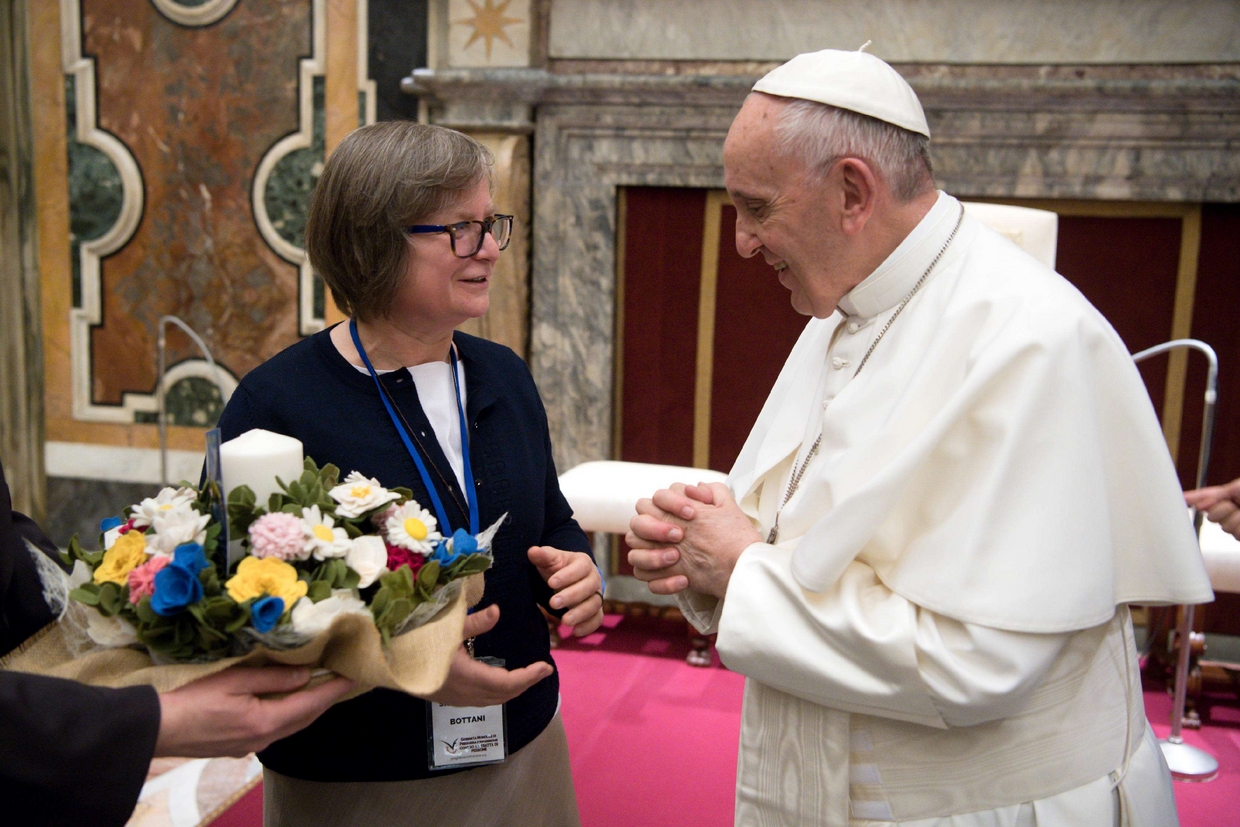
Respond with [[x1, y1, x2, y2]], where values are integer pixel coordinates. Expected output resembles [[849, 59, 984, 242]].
[[215, 122, 601, 826]]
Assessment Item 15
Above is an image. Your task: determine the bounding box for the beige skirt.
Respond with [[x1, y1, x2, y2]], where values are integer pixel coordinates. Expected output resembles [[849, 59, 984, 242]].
[[263, 711, 581, 827]]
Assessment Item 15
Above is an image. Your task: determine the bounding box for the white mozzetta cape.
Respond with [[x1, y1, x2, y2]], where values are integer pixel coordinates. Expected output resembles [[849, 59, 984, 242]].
[[726, 202, 1213, 633]]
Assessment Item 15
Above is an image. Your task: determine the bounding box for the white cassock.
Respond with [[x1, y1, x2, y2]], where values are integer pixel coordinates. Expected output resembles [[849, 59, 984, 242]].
[[677, 192, 1214, 827]]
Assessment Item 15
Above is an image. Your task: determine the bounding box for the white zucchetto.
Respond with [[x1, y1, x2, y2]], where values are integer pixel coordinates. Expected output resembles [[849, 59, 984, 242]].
[[753, 48, 931, 138]]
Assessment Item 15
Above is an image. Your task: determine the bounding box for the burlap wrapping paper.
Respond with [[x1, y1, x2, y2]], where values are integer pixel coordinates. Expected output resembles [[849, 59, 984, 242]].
[[0, 573, 485, 699]]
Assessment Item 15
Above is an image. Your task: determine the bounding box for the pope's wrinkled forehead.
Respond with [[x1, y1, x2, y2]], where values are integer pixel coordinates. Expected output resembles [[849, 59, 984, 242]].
[[722, 94, 794, 189]]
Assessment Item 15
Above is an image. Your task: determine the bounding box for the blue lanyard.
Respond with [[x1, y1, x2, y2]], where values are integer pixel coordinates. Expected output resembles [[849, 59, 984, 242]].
[[350, 320, 479, 535]]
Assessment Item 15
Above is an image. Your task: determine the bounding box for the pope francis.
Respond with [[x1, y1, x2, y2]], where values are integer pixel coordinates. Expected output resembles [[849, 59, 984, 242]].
[[627, 49, 1214, 827]]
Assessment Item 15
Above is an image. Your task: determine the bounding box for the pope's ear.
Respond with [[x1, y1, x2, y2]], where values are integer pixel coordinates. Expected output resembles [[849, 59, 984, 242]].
[[837, 158, 878, 235]]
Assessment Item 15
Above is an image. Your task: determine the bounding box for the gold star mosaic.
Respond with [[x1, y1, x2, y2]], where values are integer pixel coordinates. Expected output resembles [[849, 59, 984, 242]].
[[449, 0, 530, 67]]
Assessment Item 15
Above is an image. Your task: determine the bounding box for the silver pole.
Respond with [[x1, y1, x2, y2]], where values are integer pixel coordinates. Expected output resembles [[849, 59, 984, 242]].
[[1132, 338, 1220, 782], [156, 316, 229, 487]]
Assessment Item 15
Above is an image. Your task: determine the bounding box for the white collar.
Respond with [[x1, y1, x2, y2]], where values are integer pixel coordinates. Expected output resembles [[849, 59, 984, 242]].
[[838, 191, 959, 319]]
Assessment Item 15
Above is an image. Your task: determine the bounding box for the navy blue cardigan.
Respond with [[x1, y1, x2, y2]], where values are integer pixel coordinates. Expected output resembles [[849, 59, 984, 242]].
[[216, 326, 591, 781]]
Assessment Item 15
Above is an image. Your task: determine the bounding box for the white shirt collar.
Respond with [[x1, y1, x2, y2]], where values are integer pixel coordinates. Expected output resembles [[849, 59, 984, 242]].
[[838, 191, 959, 319]]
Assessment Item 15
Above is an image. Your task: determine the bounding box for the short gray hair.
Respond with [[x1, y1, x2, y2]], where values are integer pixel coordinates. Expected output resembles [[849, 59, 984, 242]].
[[772, 97, 934, 202], [305, 122, 493, 322]]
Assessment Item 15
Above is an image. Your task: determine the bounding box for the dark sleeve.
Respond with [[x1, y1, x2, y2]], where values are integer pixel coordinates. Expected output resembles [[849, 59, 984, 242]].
[[539, 422, 593, 557], [528, 390, 595, 616], [0, 673, 160, 827], [0, 461, 160, 826], [217, 382, 261, 441], [203, 383, 260, 486]]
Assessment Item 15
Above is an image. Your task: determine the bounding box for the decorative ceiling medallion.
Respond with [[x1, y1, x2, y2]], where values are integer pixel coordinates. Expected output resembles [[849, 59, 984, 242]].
[[148, 0, 241, 28]]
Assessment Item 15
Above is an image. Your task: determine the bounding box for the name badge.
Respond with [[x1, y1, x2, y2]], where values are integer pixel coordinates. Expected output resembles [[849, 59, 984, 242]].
[[427, 657, 508, 770]]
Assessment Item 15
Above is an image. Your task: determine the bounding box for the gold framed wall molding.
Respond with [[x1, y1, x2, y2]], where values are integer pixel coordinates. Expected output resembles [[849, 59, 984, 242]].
[[33, 0, 373, 486]]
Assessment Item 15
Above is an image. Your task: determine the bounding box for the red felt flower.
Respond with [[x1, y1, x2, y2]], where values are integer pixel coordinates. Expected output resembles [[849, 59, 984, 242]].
[[385, 543, 425, 577]]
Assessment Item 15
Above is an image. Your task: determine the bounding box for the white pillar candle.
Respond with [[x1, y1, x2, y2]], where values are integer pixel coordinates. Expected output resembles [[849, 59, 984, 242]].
[[220, 429, 305, 507]]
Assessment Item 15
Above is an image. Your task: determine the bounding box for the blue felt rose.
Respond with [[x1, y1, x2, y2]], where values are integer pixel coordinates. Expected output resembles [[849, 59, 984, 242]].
[[150, 563, 204, 616], [172, 542, 209, 575], [432, 529, 476, 566], [250, 596, 285, 633], [100, 516, 123, 532]]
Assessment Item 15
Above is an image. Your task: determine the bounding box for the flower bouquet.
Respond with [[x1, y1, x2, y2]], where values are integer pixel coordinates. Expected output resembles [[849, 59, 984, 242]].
[[2, 438, 497, 698]]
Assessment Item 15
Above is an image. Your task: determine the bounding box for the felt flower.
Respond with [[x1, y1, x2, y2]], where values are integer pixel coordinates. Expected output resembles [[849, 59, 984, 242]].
[[84, 611, 140, 647], [328, 471, 400, 518], [172, 542, 209, 575], [384, 502, 441, 553], [127, 554, 171, 604], [225, 556, 308, 606], [371, 503, 399, 530], [301, 505, 351, 560], [345, 535, 389, 588], [431, 529, 477, 568], [250, 596, 286, 633], [150, 562, 204, 616], [289, 591, 369, 637], [386, 543, 425, 576], [94, 530, 149, 585], [148, 507, 211, 555], [249, 511, 309, 561], [100, 516, 124, 550], [131, 487, 197, 529]]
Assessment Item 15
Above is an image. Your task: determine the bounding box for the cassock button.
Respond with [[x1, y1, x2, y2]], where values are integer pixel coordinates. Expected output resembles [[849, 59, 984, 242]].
[[831, 357, 850, 370], [846, 321, 861, 334]]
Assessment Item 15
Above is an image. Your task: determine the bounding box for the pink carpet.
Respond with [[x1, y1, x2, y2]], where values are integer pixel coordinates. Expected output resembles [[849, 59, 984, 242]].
[[209, 614, 1239, 826]]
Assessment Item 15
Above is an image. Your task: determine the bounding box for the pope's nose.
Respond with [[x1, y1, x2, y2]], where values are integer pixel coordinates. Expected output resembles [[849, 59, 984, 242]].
[[734, 222, 762, 259]]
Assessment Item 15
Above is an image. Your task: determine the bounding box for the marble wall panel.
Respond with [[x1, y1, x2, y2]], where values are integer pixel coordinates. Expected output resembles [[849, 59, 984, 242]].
[[548, 0, 1240, 64], [411, 63, 1239, 471], [529, 103, 737, 470], [82, 0, 309, 408]]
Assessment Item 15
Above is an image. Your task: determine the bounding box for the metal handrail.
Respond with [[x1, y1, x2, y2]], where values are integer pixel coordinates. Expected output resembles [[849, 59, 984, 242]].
[[157, 316, 229, 486], [1132, 338, 1220, 780]]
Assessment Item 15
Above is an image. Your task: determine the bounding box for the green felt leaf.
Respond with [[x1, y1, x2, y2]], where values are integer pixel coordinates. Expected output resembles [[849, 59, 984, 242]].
[[307, 580, 332, 603], [69, 585, 100, 606], [454, 554, 492, 577], [134, 597, 159, 624], [97, 582, 124, 616], [229, 485, 257, 507]]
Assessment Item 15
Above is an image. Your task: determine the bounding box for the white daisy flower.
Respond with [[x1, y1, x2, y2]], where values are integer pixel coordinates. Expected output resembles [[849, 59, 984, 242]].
[[147, 507, 211, 555], [131, 487, 197, 529], [384, 501, 441, 553], [301, 505, 351, 560], [328, 471, 401, 518]]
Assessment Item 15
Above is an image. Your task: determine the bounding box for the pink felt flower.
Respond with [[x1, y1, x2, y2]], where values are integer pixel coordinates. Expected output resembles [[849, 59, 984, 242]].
[[372, 504, 400, 532], [127, 555, 171, 604], [386, 543, 425, 577], [248, 511, 309, 561]]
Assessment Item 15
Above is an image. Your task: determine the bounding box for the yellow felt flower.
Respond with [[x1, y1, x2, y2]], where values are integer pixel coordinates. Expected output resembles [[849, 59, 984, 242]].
[[94, 531, 149, 585], [225, 556, 308, 607]]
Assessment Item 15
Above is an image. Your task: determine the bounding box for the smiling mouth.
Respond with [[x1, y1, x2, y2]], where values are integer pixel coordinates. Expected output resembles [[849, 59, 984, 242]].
[[773, 262, 788, 272], [462, 276, 488, 284]]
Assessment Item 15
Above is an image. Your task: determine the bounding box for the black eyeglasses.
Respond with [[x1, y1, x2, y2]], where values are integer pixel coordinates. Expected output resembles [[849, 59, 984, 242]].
[[405, 214, 514, 258]]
